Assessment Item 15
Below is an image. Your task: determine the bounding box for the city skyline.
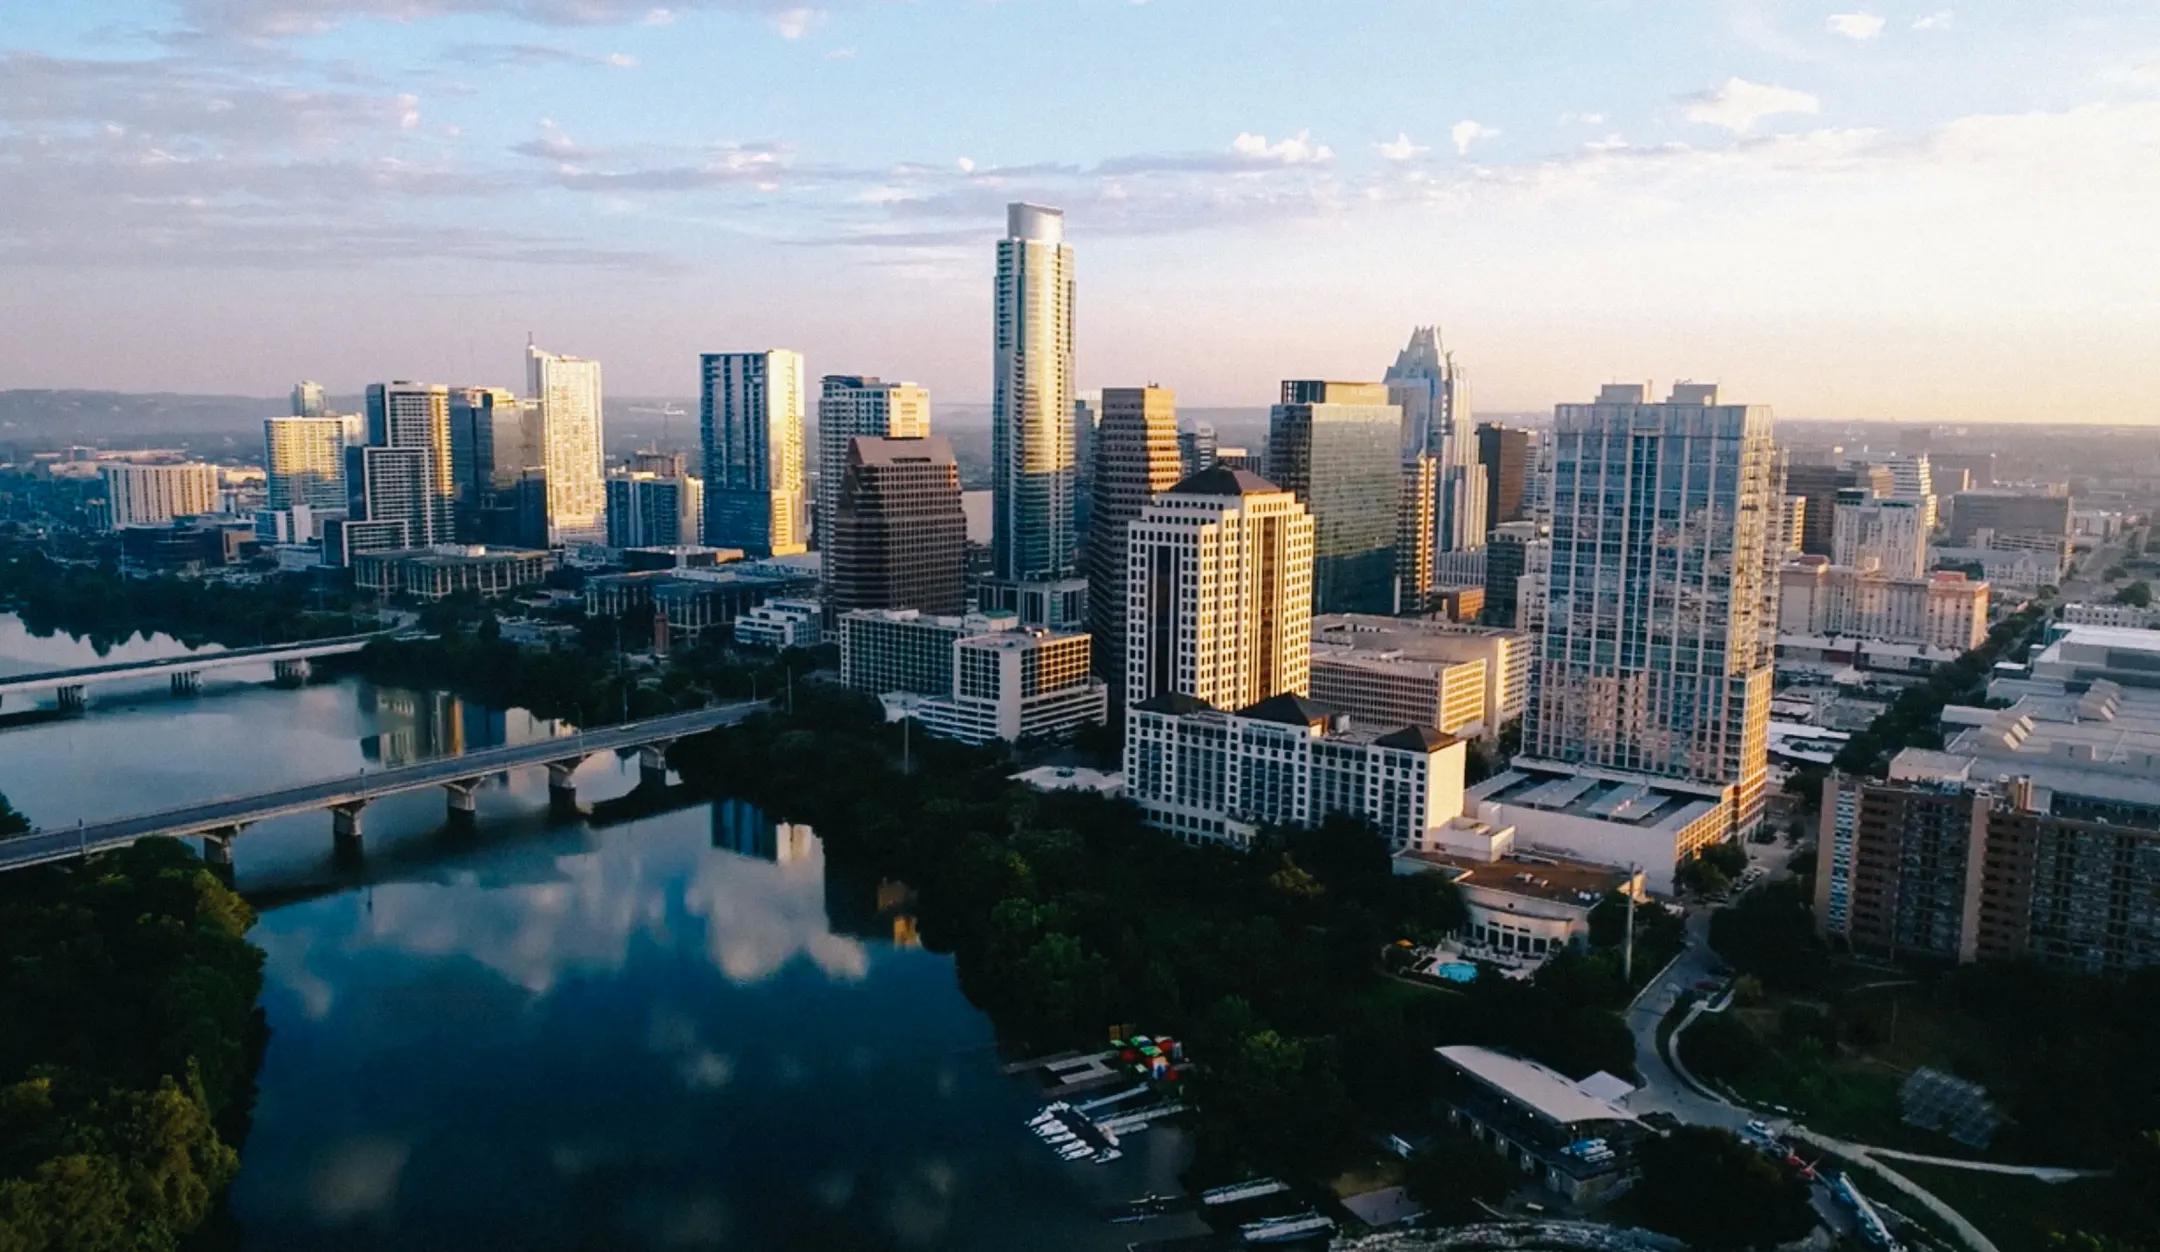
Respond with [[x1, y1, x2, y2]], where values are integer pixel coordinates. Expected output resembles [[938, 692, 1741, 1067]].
[[4, 4, 2158, 423]]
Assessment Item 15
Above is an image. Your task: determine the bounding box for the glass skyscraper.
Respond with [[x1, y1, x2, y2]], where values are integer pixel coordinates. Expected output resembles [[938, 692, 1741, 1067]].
[[1266, 380, 1402, 616]]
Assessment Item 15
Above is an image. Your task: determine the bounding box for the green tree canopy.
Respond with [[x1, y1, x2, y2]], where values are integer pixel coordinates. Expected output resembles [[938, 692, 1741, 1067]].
[[1633, 1127, 1814, 1250]]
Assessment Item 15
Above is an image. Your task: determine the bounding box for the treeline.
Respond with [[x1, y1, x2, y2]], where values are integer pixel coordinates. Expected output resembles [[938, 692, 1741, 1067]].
[[0, 541, 367, 651], [1832, 603, 2050, 777], [670, 686, 1642, 1182], [0, 840, 266, 1249]]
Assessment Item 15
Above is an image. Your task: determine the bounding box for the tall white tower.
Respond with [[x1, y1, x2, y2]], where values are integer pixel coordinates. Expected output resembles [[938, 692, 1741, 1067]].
[[991, 203, 1078, 590], [527, 341, 606, 546], [1385, 327, 1487, 554]]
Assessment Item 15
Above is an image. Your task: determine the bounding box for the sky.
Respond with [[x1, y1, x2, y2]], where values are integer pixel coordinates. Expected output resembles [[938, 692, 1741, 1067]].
[[3, 1, 2158, 423]]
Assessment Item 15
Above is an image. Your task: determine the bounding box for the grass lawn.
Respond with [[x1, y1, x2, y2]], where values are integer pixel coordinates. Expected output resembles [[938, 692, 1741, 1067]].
[[1891, 1162, 2125, 1252]]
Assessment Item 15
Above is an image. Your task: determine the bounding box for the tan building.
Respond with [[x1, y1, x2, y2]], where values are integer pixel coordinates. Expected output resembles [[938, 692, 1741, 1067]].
[[1084, 385, 1183, 698], [1396, 453, 1436, 613], [1311, 634, 1489, 739], [1778, 558, 1989, 653], [817, 375, 929, 562], [1313, 614, 1530, 733], [351, 544, 550, 600], [918, 628, 1107, 745], [1123, 466, 1314, 711], [100, 462, 219, 530], [827, 435, 966, 617]]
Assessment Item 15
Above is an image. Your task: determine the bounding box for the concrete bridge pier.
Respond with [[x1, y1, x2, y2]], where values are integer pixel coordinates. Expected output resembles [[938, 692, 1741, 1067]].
[[170, 670, 202, 697], [444, 779, 481, 827], [547, 757, 587, 814], [638, 741, 674, 788], [273, 658, 312, 686], [332, 802, 368, 858], [201, 829, 237, 869], [56, 685, 86, 712]]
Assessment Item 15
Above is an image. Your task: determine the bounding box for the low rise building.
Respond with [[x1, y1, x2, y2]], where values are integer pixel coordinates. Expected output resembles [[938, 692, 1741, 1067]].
[[1395, 845, 1643, 962], [733, 598, 822, 651], [1433, 1046, 1646, 1205], [351, 544, 550, 600], [1931, 544, 2065, 592], [1777, 559, 1988, 653], [915, 629, 1107, 746], [1463, 761, 1734, 896], [2060, 601, 2160, 630], [2029, 623, 2160, 689], [838, 607, 1016, 696], [1312, 614, 1529, 734]]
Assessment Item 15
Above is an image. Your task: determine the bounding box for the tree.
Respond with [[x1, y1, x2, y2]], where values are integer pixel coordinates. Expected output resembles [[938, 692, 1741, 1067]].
[[2115, 581, 2153, 608], [1402, 1128, 1516, 1221], [1633, 1127, 1813, 1250], [0, 791, 26, 840], [1680, 1012, 1761, 1083]]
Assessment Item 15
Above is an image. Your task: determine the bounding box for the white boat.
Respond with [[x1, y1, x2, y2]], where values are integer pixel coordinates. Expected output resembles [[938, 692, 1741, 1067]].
[[1058, 1143, 1093, 1160], [1028, 1111, 1060, 1127], [1042, 1130, 1075, 1144], [1092, 1149, 1124, 1164]]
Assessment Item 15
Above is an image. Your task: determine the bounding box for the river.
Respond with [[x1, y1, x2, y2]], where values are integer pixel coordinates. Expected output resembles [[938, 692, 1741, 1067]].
[[0, 615, 1199, 1250]]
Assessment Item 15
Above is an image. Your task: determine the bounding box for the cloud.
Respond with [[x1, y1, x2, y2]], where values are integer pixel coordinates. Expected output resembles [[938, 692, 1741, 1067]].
[[171, 0, 815, 40], [1911, 10, 1953, 31], [1449, 119, 1499, 155], [1682, 77, 1821, 133], [1558, 111, 1606, 126], [1229, 129, 1333, 165], [1374, 132, 1429, 162], [770, 6, 818, 38], [1826, 12, 1886, 41], [2104, 61, 2160, 92], [441, 41, 640, 68]]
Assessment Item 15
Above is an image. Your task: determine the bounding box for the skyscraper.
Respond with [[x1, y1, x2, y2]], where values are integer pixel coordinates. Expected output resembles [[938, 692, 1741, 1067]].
[[817, 375, 929, 564], [1123, 466, 1314, 711], [1476, 422, 1531, 529], [1397, 453, 1437, 614], [1883, 454, 1938, 531], [605, 472, 703, 549], [528, 342, 606, 546], [1177, 422, 1218, 477], [1527, 382, 1778, 833], [1786, 461, 1894, 556], [1385, 327, 1487, 554], [829, 436, 966, 617], [364, 381, 454, 546], [291, 381, 327, 418], [1267, 380, 1402, 615], [263, 416, 353, 511], [344, 445, 427, 551], [1833, 490, 1930, 577], [448, 386, 543, 545], [989, 203, 1078, 597], [1084, 386, 1183, 697], [700, 350, 808, 556]]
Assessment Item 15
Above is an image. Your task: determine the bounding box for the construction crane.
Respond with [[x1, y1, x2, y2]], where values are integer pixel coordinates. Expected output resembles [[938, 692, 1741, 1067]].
[[626, 402, 687, 451]]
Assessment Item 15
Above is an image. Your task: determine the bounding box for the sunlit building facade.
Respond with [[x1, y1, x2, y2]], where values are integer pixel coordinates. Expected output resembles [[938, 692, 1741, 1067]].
[[701, 349, 809, 556]]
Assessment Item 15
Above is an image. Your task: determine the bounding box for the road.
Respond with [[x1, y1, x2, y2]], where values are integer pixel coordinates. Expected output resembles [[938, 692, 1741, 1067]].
[[0, 702, 765, 872], [0, 629, 398, 697]]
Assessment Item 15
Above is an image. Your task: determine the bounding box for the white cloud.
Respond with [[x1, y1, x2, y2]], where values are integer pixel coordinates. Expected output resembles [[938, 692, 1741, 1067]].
[[2104, 61, 2160, 92], [1682, 77, 1821, 133], [1826, 12, 1886, 40], [395, 93, 421, 129], [770, 6, 818, 39], [605, 51, 637, 68], [1558, 111, 1606, 126], [1230, 129, 1333, 165], [1374, 132, 1428, 162], [824, 46, 856, 60], [1450, 119, 1499, 155], [955, 156, 974, 173], [1911, 10, 1954, 31]]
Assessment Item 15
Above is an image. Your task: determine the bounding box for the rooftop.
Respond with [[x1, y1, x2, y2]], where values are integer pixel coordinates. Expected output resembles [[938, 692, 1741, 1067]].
[[1437, 1046, 1638, 1128], [1469, 762, 1723, 833], [1166, 465, 1283, 497], [1395, 849, 1634, 906]]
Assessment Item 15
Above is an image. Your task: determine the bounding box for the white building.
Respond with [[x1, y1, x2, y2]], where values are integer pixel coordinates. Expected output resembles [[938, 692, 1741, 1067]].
[[263, 416, 353, 511], [291, 380, 327, 418], [816, 375, 929, 566], [1384, 326, 1486, 555], [100, 462, 218, 530], [1832, 491, 1929, 577], [1464, 762, 1735, 896], [1883, 453, 1938, 532], [915, 628, 1107, 746], [1931, 544, 2063, 593], [700, 350, 809, 556], [364, 381, 455, 546], [1777, 559, 1988, 653], [733, 598, 823, 651], [1125, 692, 1468, 850], [1123, 465, 1314, 712], [1311, 613, 1530, 737], [989, 203, 1078, 593], [527, 342, 606, 546], [2061, 601, 2160, 630]]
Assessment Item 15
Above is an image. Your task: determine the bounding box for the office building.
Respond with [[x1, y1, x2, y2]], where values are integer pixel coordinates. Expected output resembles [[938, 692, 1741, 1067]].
[[1177, 422, 1218, 477], [1313, 614, 1530, 734], [263, 416, 352, 511], [816, 375, 930, 562], [1483, 521, 1544, 628], [989, 203, 1079, 596], [1778, 560, 1989, 653], [1527, 382, 1777, 836], [291, 380, 327, 418], [528, 342, 607, 545], [321, 517, 410, 567], [345, 444, 434, 554], [364, 381, 455, 546], [1947, 489, 2072, 548], [1126, 692, 1467, 850], [1214, 447, 1258, 473], [1884, 454, 1938, 532], [2061, 601, 2160, 630], [1123, 466, 1314, 711], [1073, 398, 1096, 540], [1310, 629, 1488, 739], [1930, 451, 1996, 490], [1385, 327, 1486, 554], [449, 386, 546, 548], [1083, 386, 1183, 697], [606, 472, 704, 549], [1466, 763, 1736, 895], [701, 350, 809, 556], [1785, 462, 1893, 557], [100, 462, 218, 530], [916, 629, 1108, 746], [1268, 380, 1402, 614], [838, 608, 1017, 696], [1397, 454, 1437, 613], [351, 544, 550, 600], [828, 436, 966, 617], [1476, 422, 1532, 529], [733, 598, 823, 651], [1832, 490, 1929, 577]]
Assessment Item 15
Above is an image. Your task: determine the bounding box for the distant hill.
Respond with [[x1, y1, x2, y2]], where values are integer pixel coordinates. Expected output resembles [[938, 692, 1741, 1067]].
[[0, 390, 288, 441]]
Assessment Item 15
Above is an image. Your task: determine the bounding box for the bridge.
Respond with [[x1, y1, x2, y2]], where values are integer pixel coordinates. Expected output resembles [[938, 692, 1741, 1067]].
[[0, 702, 766, 873], [0, 630, 399, 710]]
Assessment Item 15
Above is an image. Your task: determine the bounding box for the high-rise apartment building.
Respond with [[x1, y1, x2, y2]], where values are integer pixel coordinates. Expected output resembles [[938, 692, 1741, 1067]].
[[1084, 386, 1183, 697], [1123, 466, 1313, 711], [1816, 776, 1990, 961], [1832, 490, 1929, 577], [1482, 520, 1544, 628], [1527, 382, 1777, 834], [828, 436, 966, 617], [605, 472, 704, 549], [1397, 454, 1437, 613], [291, 380, 327, 418], [1883, 454, 1938, 532], [100, 463, 219, 531], [1784, 462, 1893, 557], [816, 375, 929, 563], [263, 416, 352, 511], [364, 381, 455, 547], [1386, 327, 1486, 554], [344, 445, 429, 551], [449, 386, 545, 547], [527, 342, 606, 546], [1476, 422, 1531, 529], [700, 350, 809, 556], [989, 203, 1078, 591], [1268, 380, 1402, 615]]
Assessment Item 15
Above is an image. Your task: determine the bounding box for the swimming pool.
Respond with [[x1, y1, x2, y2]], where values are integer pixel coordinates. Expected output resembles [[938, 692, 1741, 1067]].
[[1432, 962, 1479, 984]]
